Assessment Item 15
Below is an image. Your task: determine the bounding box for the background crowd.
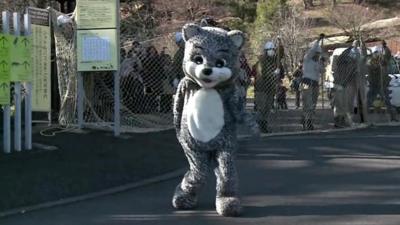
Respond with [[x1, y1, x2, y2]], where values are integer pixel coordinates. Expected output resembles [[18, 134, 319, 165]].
[[118, 17, 400, 133]]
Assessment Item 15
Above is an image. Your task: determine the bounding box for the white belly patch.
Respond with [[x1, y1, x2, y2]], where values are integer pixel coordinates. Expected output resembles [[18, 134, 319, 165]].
[[186, 88, 225, 142]]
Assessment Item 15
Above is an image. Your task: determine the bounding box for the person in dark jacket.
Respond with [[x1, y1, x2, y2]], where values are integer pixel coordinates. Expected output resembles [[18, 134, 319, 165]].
[[172, 32, 185, 84], [291, 61, 303, 109], [301, 35, 324, 130], [141, 45, 165, 112], [333, 40, 368, 127], [367, 40, 397, 121], [254, 40, 284, 132], [276, 80, 288, 109]]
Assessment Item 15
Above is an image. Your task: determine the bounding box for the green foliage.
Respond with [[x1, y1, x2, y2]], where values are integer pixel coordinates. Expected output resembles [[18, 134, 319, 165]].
[[226, 0, 257, 23], [255, 0, 281, 26], [120, 1, 158, 41], [249, 0, 287, 59]]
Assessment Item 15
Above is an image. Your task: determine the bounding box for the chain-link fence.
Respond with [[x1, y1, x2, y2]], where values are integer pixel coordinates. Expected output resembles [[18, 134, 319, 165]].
[[51, 8, 400, 134], [327, 43, 400, 128], [73, 35, 181, 133], [246, 55, 331, 133]]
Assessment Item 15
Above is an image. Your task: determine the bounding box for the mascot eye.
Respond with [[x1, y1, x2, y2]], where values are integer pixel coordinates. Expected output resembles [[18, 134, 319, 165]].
[[193, 55, 204, 65], [215, 59, 226, 68]]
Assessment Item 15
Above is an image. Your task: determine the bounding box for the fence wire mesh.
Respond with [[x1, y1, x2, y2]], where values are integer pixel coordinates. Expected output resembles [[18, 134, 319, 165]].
[[327, 44, 400, 128], [50, 12, 400, 134]]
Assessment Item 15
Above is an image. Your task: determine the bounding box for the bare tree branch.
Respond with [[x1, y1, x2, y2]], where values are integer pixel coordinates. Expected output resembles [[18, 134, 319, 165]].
[[327, 4, 382, 40]]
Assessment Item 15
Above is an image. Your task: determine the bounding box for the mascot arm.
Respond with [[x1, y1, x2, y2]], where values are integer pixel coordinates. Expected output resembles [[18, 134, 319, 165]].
[[173, 78, 187, 134], [229, 88, 260, 136]]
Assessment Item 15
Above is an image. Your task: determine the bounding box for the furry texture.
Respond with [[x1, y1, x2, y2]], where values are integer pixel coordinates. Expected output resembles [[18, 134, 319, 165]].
[[172, 24, 259, 217], [216, 197, 242, 217]]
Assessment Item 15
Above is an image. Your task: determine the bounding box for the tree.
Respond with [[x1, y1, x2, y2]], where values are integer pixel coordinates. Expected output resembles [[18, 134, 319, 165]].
[[250, 0, 288, 58], [303, 0, 314, 9], [327, 4, 381, 40], [275, 5, 311, 73]]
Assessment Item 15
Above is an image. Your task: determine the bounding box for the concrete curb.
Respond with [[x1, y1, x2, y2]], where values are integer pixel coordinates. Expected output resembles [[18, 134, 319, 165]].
[[238, 124, 371, 139], [238, 122, 400, 140], [0, 168, 186, 218]]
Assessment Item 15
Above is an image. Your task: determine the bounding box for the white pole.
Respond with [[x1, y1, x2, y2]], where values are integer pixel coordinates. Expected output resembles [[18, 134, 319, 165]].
[[77, 72, 84, 129], [2, 11, 11, 154], [13, 12, 22, 152], [48, 111, 52, 126], [114, 0, 121, 137], [24, 13, 32, 150]]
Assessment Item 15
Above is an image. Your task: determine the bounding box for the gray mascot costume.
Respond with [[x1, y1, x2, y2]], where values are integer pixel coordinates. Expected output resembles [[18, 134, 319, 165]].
[[172, 24, 259, 217]]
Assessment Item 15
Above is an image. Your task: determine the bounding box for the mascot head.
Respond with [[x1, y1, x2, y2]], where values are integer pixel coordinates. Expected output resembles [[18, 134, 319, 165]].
[[182, 23, 244, 89]]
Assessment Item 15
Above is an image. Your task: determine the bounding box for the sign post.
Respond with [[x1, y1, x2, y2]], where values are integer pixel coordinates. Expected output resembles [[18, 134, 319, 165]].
[[76, 0, 120, 136]]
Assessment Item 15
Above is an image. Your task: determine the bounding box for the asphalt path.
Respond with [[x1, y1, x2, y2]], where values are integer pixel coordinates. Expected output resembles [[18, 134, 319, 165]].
[[2, 126, 400, 225]]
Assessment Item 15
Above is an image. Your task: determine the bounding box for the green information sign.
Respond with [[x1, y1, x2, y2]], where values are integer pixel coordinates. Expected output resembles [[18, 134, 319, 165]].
[[0, 34, 12, 81], [76, 0, 117, 29], [0, 81, 10, 105], [0, 34, 11, 105], [10, 36, 32, 81], [77, 29, 119, 71]]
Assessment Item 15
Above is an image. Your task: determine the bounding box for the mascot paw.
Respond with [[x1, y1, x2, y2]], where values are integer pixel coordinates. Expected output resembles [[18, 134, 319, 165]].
[[216, 197, 242, 217], [172, 185, 198, 210]]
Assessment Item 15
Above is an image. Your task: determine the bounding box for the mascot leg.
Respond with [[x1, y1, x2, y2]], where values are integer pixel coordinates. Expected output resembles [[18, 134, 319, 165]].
[[172, 148, 210, 210], [214, 150, 242, 217]]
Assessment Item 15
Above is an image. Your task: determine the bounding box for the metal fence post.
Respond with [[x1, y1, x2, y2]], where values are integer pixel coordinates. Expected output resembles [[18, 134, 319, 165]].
[[114, 0, 121, 137], [13, 12, 22, 152], [114, 70, 120, 136], [77, 72, 84, 129], [24, 13, 32, 150], [2, 11, 11, 154]]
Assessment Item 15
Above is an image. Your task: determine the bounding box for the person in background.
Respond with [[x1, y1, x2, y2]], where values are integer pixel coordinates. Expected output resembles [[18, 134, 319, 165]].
[[253, 39, 285, 132], [119, 43, 145, 113], [301, 34, 325, 130], [333, 40, 368, 128], [367, 40, 398, 121], [141, 45, 165, 112], [291, 60, 303, 109], [159, 47, 175, 113], [276, 80, 288, 109], [238, 53, 252, 107], [172, 32, 185, 89]]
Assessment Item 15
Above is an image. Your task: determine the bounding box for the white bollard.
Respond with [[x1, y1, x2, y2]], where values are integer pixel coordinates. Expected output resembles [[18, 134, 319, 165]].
[[2, 11, 11, 154], [24, 13, 32, 150], [13, 12, 22, 152]]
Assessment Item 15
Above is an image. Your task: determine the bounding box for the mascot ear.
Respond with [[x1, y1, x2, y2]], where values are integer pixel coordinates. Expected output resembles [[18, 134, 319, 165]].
[[227, 30, 245, 49], [182, 23, 202, 42]]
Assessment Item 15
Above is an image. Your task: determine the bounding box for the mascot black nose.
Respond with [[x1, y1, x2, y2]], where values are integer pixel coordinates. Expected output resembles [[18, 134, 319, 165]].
[[202, 68, 213, 76]]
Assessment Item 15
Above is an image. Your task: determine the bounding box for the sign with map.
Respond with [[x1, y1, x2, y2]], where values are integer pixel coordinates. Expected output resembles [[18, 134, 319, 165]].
[[77, 29, 119, 71]]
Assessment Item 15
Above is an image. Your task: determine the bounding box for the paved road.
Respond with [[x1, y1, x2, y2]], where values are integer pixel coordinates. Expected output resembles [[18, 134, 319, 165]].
[[2, 126, 400, 225]]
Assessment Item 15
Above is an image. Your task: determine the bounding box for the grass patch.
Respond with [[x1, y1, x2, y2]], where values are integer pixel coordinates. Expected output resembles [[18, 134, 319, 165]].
[[0, 126, 186, 211]]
